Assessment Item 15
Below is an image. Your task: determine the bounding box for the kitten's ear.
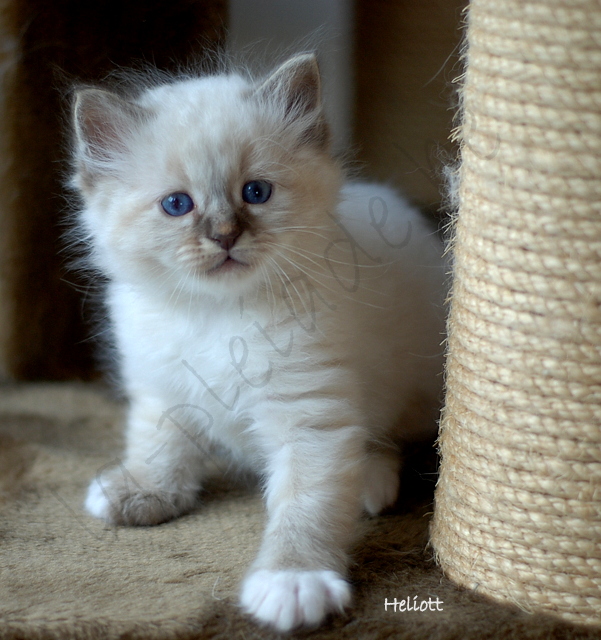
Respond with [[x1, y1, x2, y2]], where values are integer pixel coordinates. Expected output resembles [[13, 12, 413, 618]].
[[256, 53, 321, 115], [73, 88, 145, 172], [255, 53, 329, 147]]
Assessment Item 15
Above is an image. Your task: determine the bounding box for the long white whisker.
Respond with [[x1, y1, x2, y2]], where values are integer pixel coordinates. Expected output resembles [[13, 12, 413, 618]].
[[259, 261, 276, 317], [269, 246, 390, 310], [264, 254, 313, 321]]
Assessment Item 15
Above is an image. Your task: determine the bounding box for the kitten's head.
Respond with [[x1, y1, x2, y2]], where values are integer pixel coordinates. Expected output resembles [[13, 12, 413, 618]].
[[70, 54, 342, 300]]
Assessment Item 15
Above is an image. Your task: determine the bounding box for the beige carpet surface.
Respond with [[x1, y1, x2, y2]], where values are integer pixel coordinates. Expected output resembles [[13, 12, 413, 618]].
[[0, 383, 598, 640]]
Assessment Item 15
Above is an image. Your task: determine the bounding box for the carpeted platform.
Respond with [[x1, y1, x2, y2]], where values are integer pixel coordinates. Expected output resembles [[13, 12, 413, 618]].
[[0, 383, 597, 639]]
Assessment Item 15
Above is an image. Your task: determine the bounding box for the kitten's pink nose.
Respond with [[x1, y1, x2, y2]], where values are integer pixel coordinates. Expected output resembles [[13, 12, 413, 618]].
[[211, 230, 240, 252]]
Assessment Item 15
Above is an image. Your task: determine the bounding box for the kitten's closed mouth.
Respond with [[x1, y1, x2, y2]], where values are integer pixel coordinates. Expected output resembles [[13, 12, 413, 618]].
[[207, 255, 248, 275]]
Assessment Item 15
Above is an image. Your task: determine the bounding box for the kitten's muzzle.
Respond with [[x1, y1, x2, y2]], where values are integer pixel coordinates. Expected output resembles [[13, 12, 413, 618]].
[[205, 222, 254, 274]]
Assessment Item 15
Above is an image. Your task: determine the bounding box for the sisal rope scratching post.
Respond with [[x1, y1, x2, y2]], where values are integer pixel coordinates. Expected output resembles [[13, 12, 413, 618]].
[[430, 0, 601, 626]]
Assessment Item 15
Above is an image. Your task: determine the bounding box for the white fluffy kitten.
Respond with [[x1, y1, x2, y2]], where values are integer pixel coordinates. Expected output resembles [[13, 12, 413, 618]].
[[71, 54, 445, 632]]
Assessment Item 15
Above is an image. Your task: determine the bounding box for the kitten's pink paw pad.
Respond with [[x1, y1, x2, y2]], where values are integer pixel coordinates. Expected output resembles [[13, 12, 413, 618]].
[[240, 569, 350, 632], [363, 455, 400, 515]]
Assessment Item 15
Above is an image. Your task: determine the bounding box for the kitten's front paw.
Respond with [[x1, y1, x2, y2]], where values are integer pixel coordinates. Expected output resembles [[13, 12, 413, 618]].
[[240, 569, 350, 632], [85, 470, 196, 526]]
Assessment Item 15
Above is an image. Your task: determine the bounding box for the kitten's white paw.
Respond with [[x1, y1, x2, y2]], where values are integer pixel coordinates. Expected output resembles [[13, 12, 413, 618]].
[[363, 454, 400, 515], [84, 469, 197, 526], [240, 569, 350, 632], [85, 477, 110, 521]]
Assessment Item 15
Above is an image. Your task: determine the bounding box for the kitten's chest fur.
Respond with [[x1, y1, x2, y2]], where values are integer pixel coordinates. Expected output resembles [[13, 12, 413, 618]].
[[108, 280, 329, 454]]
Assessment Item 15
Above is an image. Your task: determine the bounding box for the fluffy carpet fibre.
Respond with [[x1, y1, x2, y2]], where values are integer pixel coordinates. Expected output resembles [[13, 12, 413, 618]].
[[0, 383, 597, 640]]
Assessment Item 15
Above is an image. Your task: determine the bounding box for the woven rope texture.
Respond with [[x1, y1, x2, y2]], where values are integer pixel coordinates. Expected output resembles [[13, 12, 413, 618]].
[[430, 0, 601, 626]]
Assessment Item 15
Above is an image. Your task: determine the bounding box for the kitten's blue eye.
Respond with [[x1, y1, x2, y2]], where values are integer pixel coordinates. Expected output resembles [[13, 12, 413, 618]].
[[161, 192, 194, 217], [242, 180, 272, 205]]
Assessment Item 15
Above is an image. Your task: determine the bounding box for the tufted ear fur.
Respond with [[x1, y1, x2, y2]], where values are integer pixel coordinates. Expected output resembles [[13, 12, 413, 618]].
[[254, 53, 329, 149], [73, 88, 146, 177]]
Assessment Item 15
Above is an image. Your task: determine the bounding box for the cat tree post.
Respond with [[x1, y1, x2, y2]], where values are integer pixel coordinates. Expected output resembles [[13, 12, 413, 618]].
[[430, 0, 601, 626]]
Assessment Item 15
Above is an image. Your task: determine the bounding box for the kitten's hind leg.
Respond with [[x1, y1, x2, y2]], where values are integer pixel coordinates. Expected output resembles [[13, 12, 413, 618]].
[[240, 416, 366, 632], [362, 448, 401, 516], [85, 398, 212, 526]]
